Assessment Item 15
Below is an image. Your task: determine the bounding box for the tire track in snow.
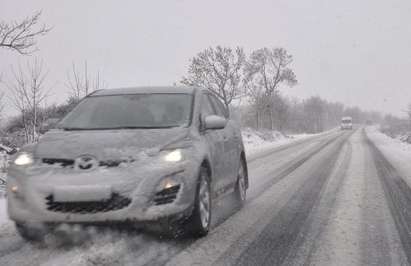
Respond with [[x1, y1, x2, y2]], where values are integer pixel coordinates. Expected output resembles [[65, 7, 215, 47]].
[[282, 137, 352, 265], [247, 131, 345, 202], [366, 131, 411, 265], [232, 131, 353, 266]]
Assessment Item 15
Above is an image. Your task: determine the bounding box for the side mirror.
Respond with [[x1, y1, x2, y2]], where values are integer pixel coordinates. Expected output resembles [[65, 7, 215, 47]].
[[204, 115, 227, 130]]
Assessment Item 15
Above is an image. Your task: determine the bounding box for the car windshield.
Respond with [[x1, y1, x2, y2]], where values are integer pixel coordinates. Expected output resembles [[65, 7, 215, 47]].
[[58, 93, 193, 130]]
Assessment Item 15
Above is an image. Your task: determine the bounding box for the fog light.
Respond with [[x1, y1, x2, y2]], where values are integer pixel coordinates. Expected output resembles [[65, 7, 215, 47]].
[[157, 176, 180, 192], [11, 186, 18, 193], [164, 179, 178, 189]]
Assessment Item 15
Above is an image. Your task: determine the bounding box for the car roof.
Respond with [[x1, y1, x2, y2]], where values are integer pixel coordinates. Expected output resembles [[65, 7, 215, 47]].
[[90, 86, 203, 96]]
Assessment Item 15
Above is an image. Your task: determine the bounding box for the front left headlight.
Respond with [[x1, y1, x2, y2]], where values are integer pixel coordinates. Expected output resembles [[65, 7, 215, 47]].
[[14, 152, 34, 166], [163, 149, 184, 162]]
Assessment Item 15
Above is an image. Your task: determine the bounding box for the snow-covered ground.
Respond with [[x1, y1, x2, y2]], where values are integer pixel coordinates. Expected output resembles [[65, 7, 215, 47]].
[[366, 126, 411, 186]]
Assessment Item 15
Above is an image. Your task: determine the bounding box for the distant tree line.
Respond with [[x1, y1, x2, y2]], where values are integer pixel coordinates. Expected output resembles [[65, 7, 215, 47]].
[[182, 45, 383, 133]]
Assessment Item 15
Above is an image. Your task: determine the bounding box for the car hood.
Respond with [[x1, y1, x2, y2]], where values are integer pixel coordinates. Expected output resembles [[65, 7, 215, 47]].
[[34, 128, 190, 160]]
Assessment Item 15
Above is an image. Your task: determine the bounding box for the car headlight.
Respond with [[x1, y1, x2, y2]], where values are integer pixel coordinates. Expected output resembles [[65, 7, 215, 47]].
[[14, 152, 34, 166], [163, 149, 183, 162]]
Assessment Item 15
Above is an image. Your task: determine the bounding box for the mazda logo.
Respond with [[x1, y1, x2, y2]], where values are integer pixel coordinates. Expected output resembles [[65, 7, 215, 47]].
[[75, 155, 98, 170]]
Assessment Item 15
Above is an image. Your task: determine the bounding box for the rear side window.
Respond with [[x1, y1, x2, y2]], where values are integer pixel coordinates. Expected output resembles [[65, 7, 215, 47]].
[[208, 94, 229, 118]]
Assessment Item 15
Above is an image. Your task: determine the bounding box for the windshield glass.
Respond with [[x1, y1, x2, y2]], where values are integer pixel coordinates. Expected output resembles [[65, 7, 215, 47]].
[[58, 93, 193, 130]]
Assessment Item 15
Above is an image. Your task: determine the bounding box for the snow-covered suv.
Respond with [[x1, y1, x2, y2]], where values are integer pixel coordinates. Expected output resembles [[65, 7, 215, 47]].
[[7, 86, 248, 240]]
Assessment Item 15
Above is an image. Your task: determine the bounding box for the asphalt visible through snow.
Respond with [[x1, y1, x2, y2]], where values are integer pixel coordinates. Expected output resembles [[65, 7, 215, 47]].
[[1, 128, 411, 265]]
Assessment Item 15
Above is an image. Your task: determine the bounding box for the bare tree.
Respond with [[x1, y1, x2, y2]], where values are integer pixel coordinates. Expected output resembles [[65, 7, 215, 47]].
[[7, 59, 50, 143], [303, 97, 325, 133], [66, 61, 105, 101], [181, 46, 246, 108], [0, 11, 51, 55], [244, 47, 297, 129], [243, 78, 268, 129]]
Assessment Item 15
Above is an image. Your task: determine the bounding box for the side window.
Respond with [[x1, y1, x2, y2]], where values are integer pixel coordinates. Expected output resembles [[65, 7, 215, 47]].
[[208, 95, 229, 118], [201, 94, 216, 117]]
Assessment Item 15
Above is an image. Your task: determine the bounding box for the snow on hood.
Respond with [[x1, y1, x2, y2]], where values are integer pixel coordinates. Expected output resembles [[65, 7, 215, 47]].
[[34, 128, 189, 160]]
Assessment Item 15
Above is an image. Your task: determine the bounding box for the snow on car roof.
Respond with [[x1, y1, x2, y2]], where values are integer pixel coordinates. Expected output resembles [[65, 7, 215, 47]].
[[91, 86, 199, 96]]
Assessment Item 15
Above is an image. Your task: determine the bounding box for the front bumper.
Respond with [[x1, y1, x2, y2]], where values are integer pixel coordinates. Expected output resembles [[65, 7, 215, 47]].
[[7, 160, 199, 224]]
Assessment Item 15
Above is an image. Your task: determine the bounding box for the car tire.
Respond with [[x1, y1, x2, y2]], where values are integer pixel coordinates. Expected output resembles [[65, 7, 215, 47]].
[[187, 167, 212, 237], [15, 222, 46, 242], [234, 158, 247, 207]]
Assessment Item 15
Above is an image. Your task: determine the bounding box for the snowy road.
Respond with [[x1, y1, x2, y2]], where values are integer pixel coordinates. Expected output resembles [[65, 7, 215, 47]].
[[1, 127, 411, 265]]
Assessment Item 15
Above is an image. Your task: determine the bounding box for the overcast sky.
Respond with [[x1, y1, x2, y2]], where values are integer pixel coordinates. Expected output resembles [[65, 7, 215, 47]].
[[1, 0, 411, 117]]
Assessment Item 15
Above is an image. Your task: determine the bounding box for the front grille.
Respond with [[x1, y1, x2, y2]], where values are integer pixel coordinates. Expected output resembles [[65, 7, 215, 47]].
[[153, 185, 181, 205], [45, 193, 132, 214], [99, 159, 135, 168], [42, 158, 74, 167], [42, 158, 134, 168]]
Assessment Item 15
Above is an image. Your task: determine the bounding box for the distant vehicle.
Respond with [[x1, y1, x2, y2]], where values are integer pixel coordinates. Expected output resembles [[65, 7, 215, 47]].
[[341, 116, 353, 130], [7, 86, 248, 241]]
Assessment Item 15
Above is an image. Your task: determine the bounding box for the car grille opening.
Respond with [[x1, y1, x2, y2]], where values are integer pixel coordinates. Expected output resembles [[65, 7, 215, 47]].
[[42, 158, 75, 167], [153, 185, 181, 205], [42, 158, 134, 168], [45, 193, 132, 214]]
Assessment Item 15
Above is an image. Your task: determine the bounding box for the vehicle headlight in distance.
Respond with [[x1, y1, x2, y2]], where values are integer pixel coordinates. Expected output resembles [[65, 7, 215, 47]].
[[163, 149, 183, 162], [14, 152, 34, 166]]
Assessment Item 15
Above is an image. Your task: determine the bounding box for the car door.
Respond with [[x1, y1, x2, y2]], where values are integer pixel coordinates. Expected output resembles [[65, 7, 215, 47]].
[[208, 94, 239, 187], [200, 93, 226, 195]]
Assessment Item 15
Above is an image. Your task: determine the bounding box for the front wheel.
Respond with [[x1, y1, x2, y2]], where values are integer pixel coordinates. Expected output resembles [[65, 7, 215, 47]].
[[15, 222, 46, 242], [235, 158, 247, 207], [188, 167, 212, 237], [160, 167, 211, 238]]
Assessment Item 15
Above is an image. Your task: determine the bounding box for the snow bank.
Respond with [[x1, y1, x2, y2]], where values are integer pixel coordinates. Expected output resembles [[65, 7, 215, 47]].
[[366, 126, 411, 186], [242, 128, 316, 157], [242, 128, 290, 156]]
